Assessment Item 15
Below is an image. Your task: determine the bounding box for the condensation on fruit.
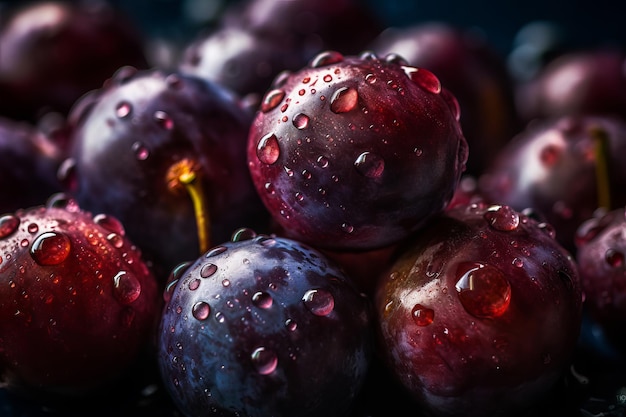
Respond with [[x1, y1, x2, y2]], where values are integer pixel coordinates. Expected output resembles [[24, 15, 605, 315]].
[[330, 87, 358, 113], [256, 133, 280, 165], [112, 270, 142, 305], [411, 304, 435, 326], [30, 231, 72, 266], [354, 151, 385, 178], [252, 291, 273, 309], [310, 51, 344, 68], [302, 288, 335, 316], [402, 66, 442, 94], [454, 262, 512, 318], [192, 301, 211, 321], [261, 89, 285, 113], [251, 346, 278, 375], [484, 205, 520, 232], [0, 214, 20, 239]]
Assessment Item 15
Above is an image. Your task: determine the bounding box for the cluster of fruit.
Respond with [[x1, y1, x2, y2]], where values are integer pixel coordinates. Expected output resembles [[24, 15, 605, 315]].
[[1, 0, 626, 416]]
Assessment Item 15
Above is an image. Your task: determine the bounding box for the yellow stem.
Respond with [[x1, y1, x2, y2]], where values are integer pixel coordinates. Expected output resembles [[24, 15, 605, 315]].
[[591, 126, 611, 211]]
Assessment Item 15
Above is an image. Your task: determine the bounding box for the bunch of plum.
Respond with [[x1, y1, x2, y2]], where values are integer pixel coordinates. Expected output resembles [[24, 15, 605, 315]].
[[1, 0, 626, 416]]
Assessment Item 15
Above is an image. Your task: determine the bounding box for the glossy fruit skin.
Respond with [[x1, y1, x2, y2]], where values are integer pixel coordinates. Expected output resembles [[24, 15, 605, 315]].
[[0, 200, 159, 398], [370, 22, 520, 176], [67, 68, 266, 279], [0, 117, 64, 214], [478, 114, 626, 254], [157, 231, 373, 417], [247, 51, 468, 251], [576, 207, 626, 352], [0, 0, 148, 122], [375, 203, 583, 417]]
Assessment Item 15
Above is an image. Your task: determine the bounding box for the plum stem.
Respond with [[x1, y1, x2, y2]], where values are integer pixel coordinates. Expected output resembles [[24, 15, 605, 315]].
[[591, 126, 611, 210], [167, 159, 211, 254]]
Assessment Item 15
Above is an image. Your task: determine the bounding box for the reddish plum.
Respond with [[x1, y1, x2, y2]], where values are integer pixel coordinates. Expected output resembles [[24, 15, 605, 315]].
[[247, 51, 468, 251]]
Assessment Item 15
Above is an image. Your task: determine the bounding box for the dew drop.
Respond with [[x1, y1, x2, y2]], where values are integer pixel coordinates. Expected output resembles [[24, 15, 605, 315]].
[[310, 51, 344, 68], [411, 304, 434, 326], [200, 263, 218, 278], [222, 279, 230, 287], [323, 74, 333, 82], [215, 311, 225, 323], [365, 73, 377, 84], [341, 223, 354, 233], [46, 193, 80, 212], [231, 227, 257, 242], [354, 151, 385, 178], [251, 347, 278, 375], [112, 271, 141, 305], [27, 223, 39, 234], [455, 262, 511, 318], [302, 288, 334, 316], [484, 205, 520, 231], [189, 278, 201, 290], [538, 222, 557, 239], [115, 101, 132, 118], [20, 239, 29, 247], [403, 66, 442, 94], [248, 291, 273, 310], [0, 214, 20, 239], [30, 231, 71, 266], [316, 155, 329, 168], [206, 246, 227, 258], [132, 141, 150, 160], [192, 301, 211, 321], [285, 318, 297, 331], [94, 213, 126, 236], [154, 110, 174, 130], [512, 257, 524, 268], [605, 248, 625, 267], [107, 233, 124, 248], [292, 113, 310, 129], [256, 133, 281, 165], [261, 89, 285, 113], [330, 87, 358, 113]]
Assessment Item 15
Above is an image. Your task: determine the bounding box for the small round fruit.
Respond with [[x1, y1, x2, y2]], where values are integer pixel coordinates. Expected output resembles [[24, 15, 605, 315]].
[[247, 51, 468, 251], [375, 203, 583, 417], [157, 230, 373, 417], [0, 196, 159, 399]]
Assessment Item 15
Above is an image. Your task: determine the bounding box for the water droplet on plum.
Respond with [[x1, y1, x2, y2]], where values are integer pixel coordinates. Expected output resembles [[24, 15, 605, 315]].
[[302, 288, 335, 316], [484, 205, 520, 231], [192, 301, 211, 320], [411, 304, 434, 326], [261, 89, 285, 113], [252, 291, 273, 309], [206, 246, 227, 257], [189, 278, 201, 290], [46, 193, 80, 212], [455, 262, 511, 318], [310, 51, 344, 68], [107, 233, 124, 248], [132, 141, 150, 160], [605, 248, 625, 267], [115, 101, 132, 118], [200, 263, 218, 278], [30, 231, 72, 265], [251, 346, 278, 375], [94, 213, 126, 236], [402, 66, 442, 94], [330, 87, 358, 113], [231, 228, 257, 242], [256, 133, 281, 165], [0, 214, 20, 239], [112, 270, 141, 304], [354, 151, 385, 178], [292, 113, 310, 129]]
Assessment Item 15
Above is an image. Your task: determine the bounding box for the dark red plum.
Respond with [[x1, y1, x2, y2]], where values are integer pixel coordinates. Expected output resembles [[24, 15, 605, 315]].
[[370, 21, 520, 175], [479, 114, 626, 254], [0, 0, 148, 122], [66, 68, 267, 280], [0, 197, 159, 400], [247, 51, 468, 251], [157, 229, 373, 417], [375, 203, 583, 417]]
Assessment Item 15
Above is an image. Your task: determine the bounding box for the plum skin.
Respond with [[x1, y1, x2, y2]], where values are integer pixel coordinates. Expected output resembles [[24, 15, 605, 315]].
[[375, 203, 583, 417], [247, 52, 468, 251], [157, 232, 373, 417]]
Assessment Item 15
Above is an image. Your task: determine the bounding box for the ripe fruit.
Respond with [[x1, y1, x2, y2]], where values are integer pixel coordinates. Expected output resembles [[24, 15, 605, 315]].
[[0, 0, 148, 122], [478, 114, 626, 253], [0, 196, 159, 399], [65, 67, 267, 280], [375, 203, 583, 417], [157, 229, 373, 417], [370, 21, 520, 176], [247, 50, 468, 251], [576, 207, 626, 352]]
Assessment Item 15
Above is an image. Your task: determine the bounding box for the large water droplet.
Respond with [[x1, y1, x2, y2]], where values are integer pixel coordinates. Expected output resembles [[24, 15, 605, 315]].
[[115, 101, 132, 118], [292, 113, 310, 129], [252, 291, 273, 309], [302, 288, 334, 316], [484, 205, 520, 232], [206, 246, 227, 258], [107, 233, 124, 249], [154, 110, 174, 130], [403, 66, 442, 94], [113, 271, 141, 305], [455, 262, 511, 318], [411, 304, 434, 326], [27, 223, 39, 234], [605, 248, 625, 267], [261, 89, 285, 113], [310, 51, 344, 68], [231, 228, 257, 242], [30, 231, 72, 265], [330, 87, 358, 113], [256, 133, 281, 165], [46, 193, 80, 212], [354, 151, 385, 178], [200, 263, 218, 278], [0, 214, 20, 239], [251, 347, 278, 375], [94, 213, 126, 236], [192, 301, 211, 320]]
